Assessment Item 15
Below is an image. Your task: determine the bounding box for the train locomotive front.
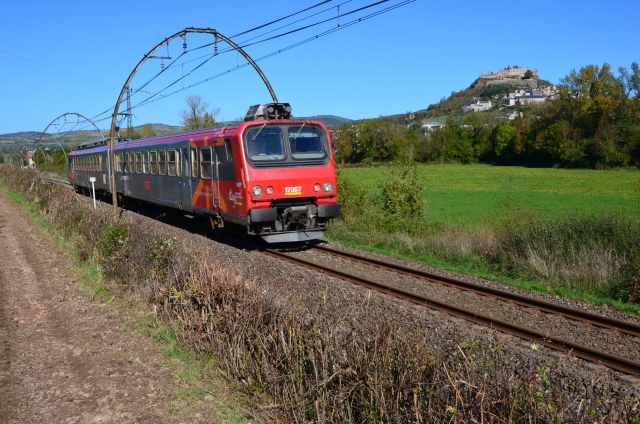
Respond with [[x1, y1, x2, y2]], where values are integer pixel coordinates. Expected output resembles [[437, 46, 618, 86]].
[[68, 103, 340, 243], [238, 104, 340, 242]]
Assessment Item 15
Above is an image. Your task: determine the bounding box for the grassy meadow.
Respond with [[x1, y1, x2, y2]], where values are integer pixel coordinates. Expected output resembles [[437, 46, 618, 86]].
[[330, 164, 640, 312], [338, 164, 640, 226]]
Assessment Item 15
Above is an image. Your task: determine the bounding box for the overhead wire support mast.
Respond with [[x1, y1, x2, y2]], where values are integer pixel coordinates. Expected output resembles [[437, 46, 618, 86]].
[[125, 87, 133, 138], [108, 28, 279, 216]]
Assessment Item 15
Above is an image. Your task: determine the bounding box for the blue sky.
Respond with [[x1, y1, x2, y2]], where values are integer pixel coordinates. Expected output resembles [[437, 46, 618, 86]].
[[0, 0, 638, 134]]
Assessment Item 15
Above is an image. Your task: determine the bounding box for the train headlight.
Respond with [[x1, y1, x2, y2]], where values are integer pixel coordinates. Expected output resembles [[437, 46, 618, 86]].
[[252, 186, 263, 197], [323, 182, 333, 193], [313, 183, 321, 192], [265, 186, 274, 195]]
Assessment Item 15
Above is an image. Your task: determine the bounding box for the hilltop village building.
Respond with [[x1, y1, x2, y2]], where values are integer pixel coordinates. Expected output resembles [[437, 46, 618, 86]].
[[421, 121, 445, 132], [462, 100, 492, 112], [504, 87, 557, 106]]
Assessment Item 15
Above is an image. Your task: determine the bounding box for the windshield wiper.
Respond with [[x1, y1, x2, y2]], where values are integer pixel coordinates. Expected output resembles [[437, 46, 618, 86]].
[[292, 123, 305, 140], [251, 123, 267, 142]]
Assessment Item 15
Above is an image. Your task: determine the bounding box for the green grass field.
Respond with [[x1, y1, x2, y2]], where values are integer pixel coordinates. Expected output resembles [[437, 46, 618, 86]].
[[338, 164, 640, 226]]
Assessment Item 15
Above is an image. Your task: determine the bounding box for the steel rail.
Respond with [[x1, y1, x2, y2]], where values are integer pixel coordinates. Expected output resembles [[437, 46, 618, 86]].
[[260, 246, 640, 377], [308, 244, 640, 338]]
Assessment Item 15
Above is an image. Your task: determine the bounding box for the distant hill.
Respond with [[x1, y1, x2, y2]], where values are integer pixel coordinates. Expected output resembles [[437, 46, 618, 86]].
[[423, 75, 553, 119], [297, 115, 354, 126], [0, 117, 356, 152]]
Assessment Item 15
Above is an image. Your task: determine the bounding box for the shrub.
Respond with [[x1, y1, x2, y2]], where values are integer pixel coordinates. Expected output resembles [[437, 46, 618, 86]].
[[99, 224, 130, 259], [3, 164, 638, 422], [498, 210, 640, 299], [379, 161, 424, 218]]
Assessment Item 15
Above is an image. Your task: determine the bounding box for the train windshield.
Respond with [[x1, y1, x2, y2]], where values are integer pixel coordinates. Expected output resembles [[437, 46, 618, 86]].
[[288, 126, 325, 159], [245, 126, 285, 161], [243, 124, 329, 168]]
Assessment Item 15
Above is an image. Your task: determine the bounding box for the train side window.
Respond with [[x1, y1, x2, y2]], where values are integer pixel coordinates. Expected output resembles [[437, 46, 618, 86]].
[[149, 151, 157, 174], [99, 156, 103, 172], [200, 147, 212, 179], [182, 148, 189, 177], [127, 153, 133, 173], [115, 153, 120, 172], [175, 149, 182, 176], [135, 152, 142, 173], [190, 148, 198, 178], [118, 153, 124, 172], [142, 151, 149, 174], [167, 150, 176, 176], [225, 139, 233, 162], [91, 156, 96, 171], [158, 150, 167, 175]]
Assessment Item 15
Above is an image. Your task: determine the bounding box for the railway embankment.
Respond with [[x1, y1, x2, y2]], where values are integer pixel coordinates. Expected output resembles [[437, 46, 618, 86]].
[[332, 165, 640, 314], [2, 164, 640, 423]]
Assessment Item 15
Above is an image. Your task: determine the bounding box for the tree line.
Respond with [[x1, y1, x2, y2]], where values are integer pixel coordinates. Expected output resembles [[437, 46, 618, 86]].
[[334, 62, 640, 168]]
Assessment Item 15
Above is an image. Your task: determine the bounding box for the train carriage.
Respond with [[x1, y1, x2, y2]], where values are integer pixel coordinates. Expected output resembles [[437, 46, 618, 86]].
[[68, 103, 340, 242]]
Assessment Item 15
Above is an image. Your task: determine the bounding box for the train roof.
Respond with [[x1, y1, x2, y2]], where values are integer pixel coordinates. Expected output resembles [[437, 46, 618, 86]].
[[69, 118, 329, 156]]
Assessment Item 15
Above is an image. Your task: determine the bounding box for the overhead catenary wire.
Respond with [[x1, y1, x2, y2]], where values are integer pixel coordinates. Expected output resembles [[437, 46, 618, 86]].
[[189, 0, 355, 54], [119, 0, 389, 109], [0, 49, 119, 88], [128, 1, 347, 99], [0, 55, 119, 90], [129, 0, 415, 110], [231, 0, 333, 37], [89, 1, 380, 121], [82, 0, 414, 127]]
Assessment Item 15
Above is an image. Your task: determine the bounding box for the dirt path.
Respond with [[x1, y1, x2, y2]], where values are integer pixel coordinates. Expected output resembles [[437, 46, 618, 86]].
[[0, 187, 243, 423]]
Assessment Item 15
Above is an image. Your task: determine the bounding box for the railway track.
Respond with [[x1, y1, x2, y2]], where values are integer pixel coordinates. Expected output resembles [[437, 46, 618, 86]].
[[47, 177, 640, 377], [258, 244, 640, 377], [308, 243, 640, 338]]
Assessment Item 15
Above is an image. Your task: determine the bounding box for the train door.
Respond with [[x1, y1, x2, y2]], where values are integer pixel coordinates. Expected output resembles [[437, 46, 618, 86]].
[[213, 148, 221, 212], [180, 147, 193, 212], [188, 147, 199, 211], [213, 139, 238, 214]]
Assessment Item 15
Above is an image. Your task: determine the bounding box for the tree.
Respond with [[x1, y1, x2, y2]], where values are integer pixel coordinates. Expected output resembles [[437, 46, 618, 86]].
[[493, 122, 512, 158], [139, 123, 157, 138], [524, 69, 534, 79], [557, 63, 625, 135], [618, 62, 640, 98], [429, 120, 474, 164], [180, 95, 220, 130]]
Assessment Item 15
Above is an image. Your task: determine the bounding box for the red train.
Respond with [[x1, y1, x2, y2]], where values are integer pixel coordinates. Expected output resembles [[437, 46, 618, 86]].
[[68, 103, 340, 242]]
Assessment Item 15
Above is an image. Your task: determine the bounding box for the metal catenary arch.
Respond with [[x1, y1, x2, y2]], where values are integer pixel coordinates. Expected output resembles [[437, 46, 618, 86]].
[[7, 144, 30, 167], [34, 112, 105, 172], [108, 27, 279, 214]]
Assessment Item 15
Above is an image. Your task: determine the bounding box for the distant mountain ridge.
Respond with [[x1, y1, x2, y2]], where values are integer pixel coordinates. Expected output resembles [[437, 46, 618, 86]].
[[0, 116, 355, 150], [296, 115, 354, 126]]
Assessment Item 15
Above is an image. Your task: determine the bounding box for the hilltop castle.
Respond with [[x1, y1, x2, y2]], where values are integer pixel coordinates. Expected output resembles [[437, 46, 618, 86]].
[[480, 66, 538, 80]]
